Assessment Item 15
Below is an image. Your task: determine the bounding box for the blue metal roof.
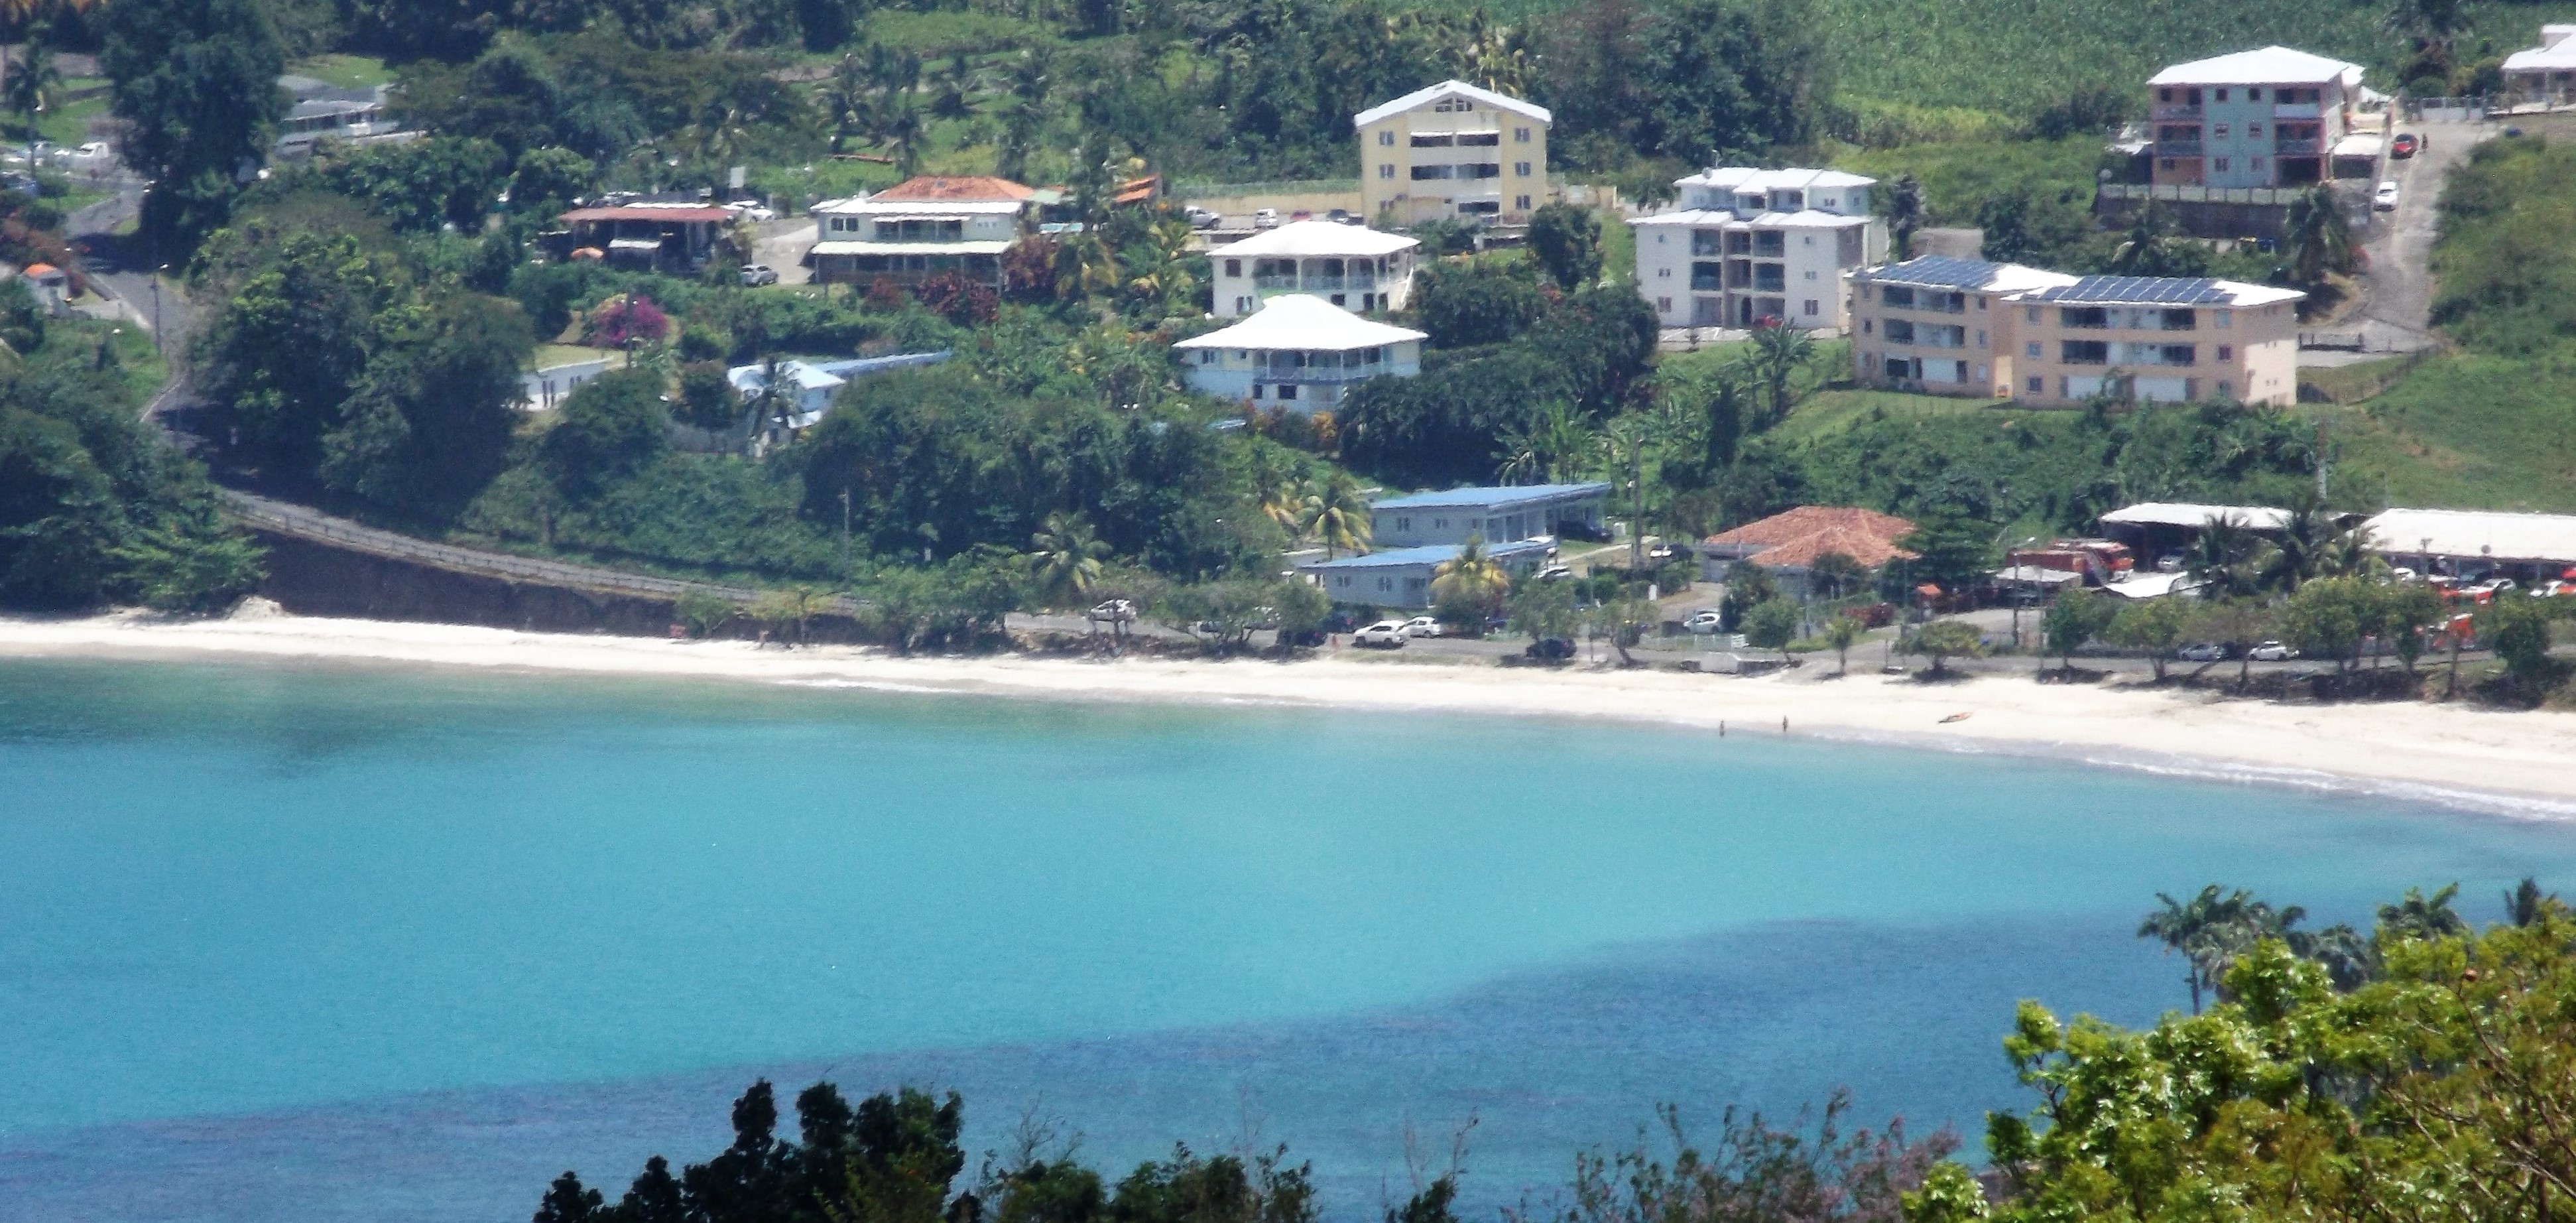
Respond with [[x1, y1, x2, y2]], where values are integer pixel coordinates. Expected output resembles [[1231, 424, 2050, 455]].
[[1370, 482, 1611, 511], [2028, 277, 2229, 305], [1300, 539, 1555, 570], [1866, 255, 2004, 290]]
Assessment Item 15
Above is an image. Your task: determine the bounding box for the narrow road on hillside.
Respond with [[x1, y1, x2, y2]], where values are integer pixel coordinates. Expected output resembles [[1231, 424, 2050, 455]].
[[2355, 117, 2490, 352]]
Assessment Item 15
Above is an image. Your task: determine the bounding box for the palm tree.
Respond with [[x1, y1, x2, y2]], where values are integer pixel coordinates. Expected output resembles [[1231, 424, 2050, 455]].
[[2189, 513, 2263, 599], [822, 52, 868, 154], [1432, 535, 1510, 621], [1026, 512, 1109, 609], [882, 97, 926, 178], [1745, 322, 1815, 431], [2504, 876, 2553, 927], [931, 52, 975, 121], [2138, 885, 2284, 1013], [1822, 613, 1863, 676], [2383, 0, 2473, 78], [2377, 883, 2468, 942], [1493, 401, 1591, 485], [1599, 413, 1658, 570], [2258, 495, 2339, 594], [3, 25, 53, 174], [743, 354, 798, 454], [1298, 476, 1373, 559], [1887, 174, 1924, 261], [2283, 185, 2355, 289]]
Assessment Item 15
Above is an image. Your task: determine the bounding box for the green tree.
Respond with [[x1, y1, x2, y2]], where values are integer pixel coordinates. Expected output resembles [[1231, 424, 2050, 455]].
[[1744, 596, 1800, 660], [1431, 535, 1510, 631], [3, 27, 56, 173], [1886, 173, 1924, 261], [507, 147, 596, 220], [1270, 578, 1331, 647], [1527, 202, 1603, 290], [1744, 320, 1815, 431], [2283, 184, 2356, 288], [1909, 619, 1984, 677], [676, 361, 739, 432], [2376, 882, 2467, 942], [1898, 516, 1998, 596], [672, 588, 739, 639], [540, 369, 668, 498], [2187, 513, 2265, 599], [1297, 475, 1372, 560], [102, 0, 288, 239], [2479, 592, 2563, 695], [1026, 512, 1109, 610], [1508, 576, 1581, 645], [318, 291, 535, 518], [2038, 588, 2112, 675], [1717, 558, 1779, 631], [1822, 612, 1865, 676], [2282, 573, 2374, 675], [2384, 582, 2445, 676], [2104, 597, 2189, 680]]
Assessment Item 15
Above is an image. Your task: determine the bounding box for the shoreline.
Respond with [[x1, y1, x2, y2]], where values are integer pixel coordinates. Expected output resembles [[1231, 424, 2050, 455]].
[[6, 611, 2575, 817]]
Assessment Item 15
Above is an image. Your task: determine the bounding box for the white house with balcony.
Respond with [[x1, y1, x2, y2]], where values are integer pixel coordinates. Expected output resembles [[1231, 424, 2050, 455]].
[[2504, 26, 2576, 107], [1354, 80, 1551, 226], [1174, 294, 1424, 412], [1630, 167, 1883, 332], [807, 175, 1034, 288], [1209, 222, 1419, 318], [2148, 46, 2367, 189]]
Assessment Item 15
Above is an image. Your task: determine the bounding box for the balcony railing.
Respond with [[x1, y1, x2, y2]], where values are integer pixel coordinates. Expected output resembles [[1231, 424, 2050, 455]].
[[2272, 102, 2323, 119], [2156, 141, 2205, 157], [2153, 104, 2204, 120], [2274, 138, 2321, 154], [1257, 365, 1388, 383], [1253, 273, 1380, 292]]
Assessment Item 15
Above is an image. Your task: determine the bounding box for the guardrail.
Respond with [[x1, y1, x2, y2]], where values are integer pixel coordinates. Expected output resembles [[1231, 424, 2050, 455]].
[[219, 490, 863, 615]]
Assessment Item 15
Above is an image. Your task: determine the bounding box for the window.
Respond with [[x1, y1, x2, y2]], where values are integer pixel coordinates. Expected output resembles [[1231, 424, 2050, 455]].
[[1803, 299, 1819, 315], [2159, 344, 2197, 365], [2159, 88, 2172, 103], [1379, 164, 1394, 180], [1278, 383, 1298, 401], [2214, 123, 2229, 139], [1378, 130, 1394, 146], [1656, 296, 1672, 311], [2215, 89, 2229, 102], [2061, 306, 2109, 328], [1225, 259, 1241, 277], [2028, 376, 2044, 394], [2026, 306, 2041, 323], [2026, 342, 2042, 359], [2248, 122, 2263, 137], [1410, 164, 1453, 180], [1862, 318, 1872, 334], [1514, 161, 1532, 176], [2160, 159, 2176, 172], [2061, 340, 2110, 364], [2247, 88, 2262, 101], [1726, 232, 1752, 254], [2160, 308, 2196, 330], [2218, 381, 2233, 397], [1433, 97, 1474, 112], [1974, 329, 1986, 347], [2216, 345, 2233, 361], [1410, 133, 1453, 147], [1513, 195, 1531, 210], [1802, 235, 1815, 246], [2251, 157, 2266, 172], [1884, 318, 1916, 344], [1691, 229, 1722, 256], [1396, 517, 1412, 532], [2213, 157, 2230, 172], [1753, 231, 1785, 256], [1882, 285, 1916, 307], [1656, 267, 1670, 279], [1457, 132, 1500, 147], [1197, 350, 1216, 364], [2215, 309, 2233, 328], [1804, 270, 1817, 281], [1251, 384, 1265, 399], [1515, 127, 1530, 142]]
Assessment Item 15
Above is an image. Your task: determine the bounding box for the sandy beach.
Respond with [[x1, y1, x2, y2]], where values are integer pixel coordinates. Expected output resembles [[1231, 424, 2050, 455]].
[[5, 609, 2573, 816]]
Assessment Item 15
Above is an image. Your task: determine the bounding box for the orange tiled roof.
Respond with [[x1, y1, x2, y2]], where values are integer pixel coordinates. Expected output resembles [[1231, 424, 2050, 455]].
[[1745, 523, 1918, 570], [872, 175, 1036, 202], [1706, 505, 1915, 550]]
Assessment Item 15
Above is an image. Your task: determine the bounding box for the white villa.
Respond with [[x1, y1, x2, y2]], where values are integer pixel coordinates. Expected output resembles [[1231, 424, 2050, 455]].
[[2505, 26, 2576, 107], [727, 352, 953, 428], [1174, 294, 1425, 411], [1630, 166, 1884, 332], [1209, 221, 1420, 318], [807, 176, 1034, 288], [518, 350, 611, 411]]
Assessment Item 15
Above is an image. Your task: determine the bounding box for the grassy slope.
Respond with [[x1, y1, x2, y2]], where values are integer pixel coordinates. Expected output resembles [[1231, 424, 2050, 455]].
[[2330, 355, 2576, 513]]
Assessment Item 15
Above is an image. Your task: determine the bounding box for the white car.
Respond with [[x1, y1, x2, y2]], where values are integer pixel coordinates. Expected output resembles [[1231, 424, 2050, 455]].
[[1400, 615, 1443, 639], [739, 263, 779, 286], [1353, 620, 1408, 648], [1183, 205, 1221, 229], [1087, 598, 1137, 625], [2176, 641, 2227, 662], [2374, 180, 2400, 211], [2248, 641, 2298, 662], [727, 202, 777, 222], [1252, 208, 1280, 229], [1684, 609, 1725, 634]]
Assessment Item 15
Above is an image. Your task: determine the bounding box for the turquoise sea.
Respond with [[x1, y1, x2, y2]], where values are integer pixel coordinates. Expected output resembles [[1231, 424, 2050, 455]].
[[3, 656, 2573, 1222]]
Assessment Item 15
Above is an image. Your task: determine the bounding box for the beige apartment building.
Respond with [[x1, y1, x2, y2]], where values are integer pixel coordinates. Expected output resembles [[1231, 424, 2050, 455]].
[[1354, 80, 1550, 226], [1848, 256, 2302, 407]]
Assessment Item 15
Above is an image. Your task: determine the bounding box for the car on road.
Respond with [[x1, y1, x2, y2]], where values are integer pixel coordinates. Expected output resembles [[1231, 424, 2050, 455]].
[[1353, 620, 1408, 647], [2248, 641, 2298, 662], [1089, 598, 1137, 625], [1326, 208, 1355, 225], [1399, 615, 1443, 639], [2177, 641, 2227, 663], [1525, 636, 1577, 661], [1252, 208, 1280, 229], [1684, 609, 1725, 634], [2374, 180, 2401, 211], [1289, 209, 1313, 222], [739, 263, 780, 286], [1535, 564, 1573, 581], [2391, 133, 2420, 159], [1184, 206, 1221, 228]]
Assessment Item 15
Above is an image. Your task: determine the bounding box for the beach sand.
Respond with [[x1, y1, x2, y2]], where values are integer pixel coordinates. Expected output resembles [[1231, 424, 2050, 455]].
[[5, 610, 2573, 815]]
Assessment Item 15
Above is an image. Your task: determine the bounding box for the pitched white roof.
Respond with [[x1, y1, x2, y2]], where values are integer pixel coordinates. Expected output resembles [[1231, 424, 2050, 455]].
[[1172, 294, 1428, 352], [2098, 502, 2296, 531], [811, 198, 1025, 216], [2210, 279, 2306, 306], [2361, 508, 2576, 565], [1676, 166, 1876, 193], [1630, 208, 1870, 229], [2149, 46, 2362, 87], [1353, 80, 1550, 129], [1217, 220, 1418, 257], [2505, 29, 2576, 71]]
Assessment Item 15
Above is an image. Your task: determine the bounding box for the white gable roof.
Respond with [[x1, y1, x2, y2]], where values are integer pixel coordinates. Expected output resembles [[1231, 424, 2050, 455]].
[[2361, 508, 2576, 565], [1172, 294, 1428, 352], [1353, 80, 1550, 129], [2149, 46, 2362, 87], [1677, 166, 1876, 194], [1217, 220, 1419, 258]]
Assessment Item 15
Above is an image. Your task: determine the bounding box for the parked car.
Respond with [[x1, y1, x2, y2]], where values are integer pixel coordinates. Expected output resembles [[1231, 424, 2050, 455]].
[[1684, 609, 1725, 635], [2155, 553, 2185, 573], [739, 263, 780, 286], [2374, 180, 2401, 211], [1252, 208, 1280, 229], [1288, 209, 1313, 222], [1535, 564, 1573, 581], [1525, 637, 1577, 661], [1088, 598, 1137, 625], [1353, 620, 1409, 647], [2506, 126, 2526, 138], [1400, 615, 1443, 639], [2537, 580, 2576, 598], [1325, 208, 1354, 225], [1281, 627, 1329, 647], [732, 202, 778, 222], [2391, 133, 2420, 159], [1184, 205, 1221, 228], [2248, 641, 2298, 662], [2176, 641, 2227, 663]]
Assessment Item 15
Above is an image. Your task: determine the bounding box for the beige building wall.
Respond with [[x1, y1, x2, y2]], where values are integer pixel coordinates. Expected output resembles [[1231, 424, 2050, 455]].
[[1849, 276, 2301, 407], [1358, 96, 1547, 227]]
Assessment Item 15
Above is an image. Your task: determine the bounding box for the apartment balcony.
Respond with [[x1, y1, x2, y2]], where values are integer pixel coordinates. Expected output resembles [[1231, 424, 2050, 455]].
[[1254, 273, 1378, 292], [1255, 365, 1386, 383], [2272, 102, 2323, 119], [1690, 274, 1723, 292], [2155, 141, 2205, 157], [2274, 138, 2322, 154], [2152, 104, 2204, 120]]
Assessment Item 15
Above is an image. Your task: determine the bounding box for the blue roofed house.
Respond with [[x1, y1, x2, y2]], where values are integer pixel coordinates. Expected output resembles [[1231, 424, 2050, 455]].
[[1296, 483, 1610, 610]]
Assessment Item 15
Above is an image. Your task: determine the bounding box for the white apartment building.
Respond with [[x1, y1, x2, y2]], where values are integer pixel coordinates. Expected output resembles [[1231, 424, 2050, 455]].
[[1354, 80, 1550, 227], [1208, 222, 1420, 318], [807, 175, 1034, 288], [2148, 46, 2367, 189], [1628, 167, 1884, 331]]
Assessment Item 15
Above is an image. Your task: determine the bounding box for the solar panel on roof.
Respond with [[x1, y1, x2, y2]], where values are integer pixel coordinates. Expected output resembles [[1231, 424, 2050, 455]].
[[2034, 276, 2229, 304], [1871, 255, 2000, 289]]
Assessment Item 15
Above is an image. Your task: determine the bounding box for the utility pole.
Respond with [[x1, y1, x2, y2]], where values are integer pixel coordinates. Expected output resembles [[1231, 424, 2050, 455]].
[[2315, 419, 2330, 499], [839, 488, 852, 572]]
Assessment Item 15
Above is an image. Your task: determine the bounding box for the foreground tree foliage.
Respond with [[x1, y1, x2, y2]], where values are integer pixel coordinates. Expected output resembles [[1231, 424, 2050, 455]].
[[1910, 898, 2576, 1223]]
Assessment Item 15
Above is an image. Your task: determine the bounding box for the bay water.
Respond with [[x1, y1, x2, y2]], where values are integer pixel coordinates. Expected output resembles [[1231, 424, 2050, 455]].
[[3, 656, 2572, 1222]]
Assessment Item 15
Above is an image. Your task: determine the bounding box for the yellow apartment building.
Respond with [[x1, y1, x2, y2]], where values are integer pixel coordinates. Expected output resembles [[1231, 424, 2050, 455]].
[[1353, 80, 1550, 227], [1849, 257, 2303, 407]]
